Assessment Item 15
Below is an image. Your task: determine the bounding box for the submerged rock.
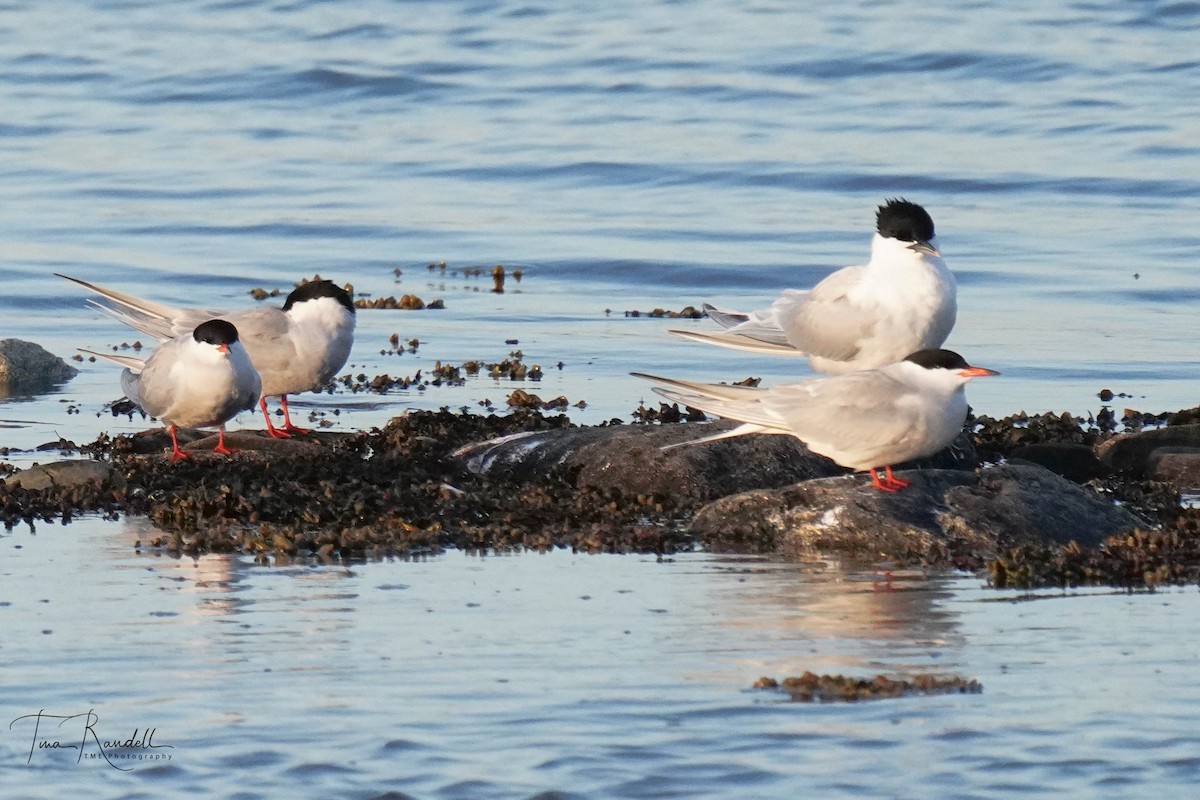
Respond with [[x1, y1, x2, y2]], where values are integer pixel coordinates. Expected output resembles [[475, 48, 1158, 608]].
[[689, 463, 1142, 560], [0, 339, 77, 395]]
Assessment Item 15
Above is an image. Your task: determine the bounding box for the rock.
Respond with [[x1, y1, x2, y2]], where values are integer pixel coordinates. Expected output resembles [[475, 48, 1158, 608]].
[[4, 460, 123, 491], [1147, 447, 1200, 489], [1008, 442, 1108, 483], [454, 421, 843, 503], [185, 429, 335, 456], [453, 422, 980, 505], [0, 339, 78, 395], [689, 463, 1142, 559], [124, 428, 341, 457], [1096, 424, 1200, 476]]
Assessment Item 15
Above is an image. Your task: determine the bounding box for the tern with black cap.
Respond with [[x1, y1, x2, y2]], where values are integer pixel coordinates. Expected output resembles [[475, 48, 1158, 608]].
[[58, 274, 355, 438], [633, 349, 997, 492], [83, 320, 262, 461], [670, 199, 957, 374]]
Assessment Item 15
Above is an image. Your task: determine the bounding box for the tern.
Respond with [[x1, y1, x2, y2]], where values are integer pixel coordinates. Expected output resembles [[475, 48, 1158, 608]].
[[670, 199, 957, 374], [84, 319, 262, 461], [633, 349, 997, 492], [58, 274, 355, 438]]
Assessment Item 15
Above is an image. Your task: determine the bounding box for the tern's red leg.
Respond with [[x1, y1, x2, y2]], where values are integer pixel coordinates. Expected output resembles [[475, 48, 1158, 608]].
[[260, 397, 291, 439], [168, 425, 189, 462], [869, 469, 899, 492], [212, 426, 237, 456], [279, 395, 310, 435], [882, 466, 911, 490]]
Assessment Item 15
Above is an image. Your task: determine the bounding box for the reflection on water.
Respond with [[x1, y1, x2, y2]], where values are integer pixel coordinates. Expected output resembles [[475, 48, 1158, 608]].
[[5, 516, 1200, 796]]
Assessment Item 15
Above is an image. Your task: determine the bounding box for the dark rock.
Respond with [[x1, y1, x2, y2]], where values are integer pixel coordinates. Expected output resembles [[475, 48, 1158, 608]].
[[1096, 424, 1200, 476], [455, 422, 844, 504], [1008, 442, 1108, 482], [1168, 407, 1200, 426], [4, 460, 122, 491], [0, 339, 78, 395], [1147, 447, 1200, 489], [124, 428, 340, 457], [453, 422, 978, 505], [689, 463, 1142, 560]]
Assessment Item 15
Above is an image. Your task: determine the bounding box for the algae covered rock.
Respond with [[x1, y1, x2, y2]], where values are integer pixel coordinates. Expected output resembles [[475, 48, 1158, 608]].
[[689, 463, 1142, 559]]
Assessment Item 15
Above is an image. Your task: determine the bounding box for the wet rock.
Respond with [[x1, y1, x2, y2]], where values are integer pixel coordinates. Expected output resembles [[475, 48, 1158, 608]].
[[121, 428, 340, 458], [1096, 424, 1200, 476], [0, 339, 78, 395], [689, 463, 1142, 560], [454, 422, 845, 504], [1007, 442, 1108, 483], [4, 460, 122, 491], [1147, 447, 1200, 489], [454, 422, 980, 505]]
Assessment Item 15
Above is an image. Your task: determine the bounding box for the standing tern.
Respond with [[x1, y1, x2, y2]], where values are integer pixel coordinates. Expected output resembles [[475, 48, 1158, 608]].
[[84, 319, 262, 461], [58, 274, 355, 438], [670, 198, 957, 374], [633, 349, 997, 492]]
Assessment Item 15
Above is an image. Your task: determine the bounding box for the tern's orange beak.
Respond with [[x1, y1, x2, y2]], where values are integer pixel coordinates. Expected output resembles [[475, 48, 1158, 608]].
[[959, 366, 999, 379], [218, 343, 229, 355]]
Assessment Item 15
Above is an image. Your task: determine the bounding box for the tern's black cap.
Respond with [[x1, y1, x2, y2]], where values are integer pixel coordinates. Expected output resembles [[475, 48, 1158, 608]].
[[193, 319, 240, 346], [282, 279, 355, 315], [903, 348, 970, 370], [876, 198, 935, 244]]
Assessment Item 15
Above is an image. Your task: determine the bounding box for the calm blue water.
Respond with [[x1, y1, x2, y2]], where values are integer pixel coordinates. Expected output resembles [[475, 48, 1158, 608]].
[[3, 0, 1200, 795]]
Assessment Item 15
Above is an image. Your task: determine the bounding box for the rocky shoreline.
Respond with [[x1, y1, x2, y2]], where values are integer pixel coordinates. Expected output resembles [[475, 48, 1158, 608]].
[[4, 402, 1200, 590]]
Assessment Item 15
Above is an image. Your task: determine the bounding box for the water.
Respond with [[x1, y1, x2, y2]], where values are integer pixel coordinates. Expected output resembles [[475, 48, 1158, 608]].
[[2, 0, 1200, 795], [4, 521, 1200, 798]]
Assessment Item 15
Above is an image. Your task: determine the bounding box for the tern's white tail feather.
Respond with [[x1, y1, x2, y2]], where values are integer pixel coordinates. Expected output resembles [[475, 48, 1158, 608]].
[[57, 273, 209, 340], [633, 372, 790, 446], [650, 386, 784, 433], [77, 348, 145, 373], [630, 372, 764, 400], [666, 328, 810, 356], [659, 421, 776, 450]]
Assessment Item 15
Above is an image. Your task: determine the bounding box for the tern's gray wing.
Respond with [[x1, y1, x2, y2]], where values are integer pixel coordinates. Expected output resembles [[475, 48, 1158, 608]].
[[120, 338, 187, 418], [782, 266, 878, 361], [221, 307, 298, 387], [760, 371, 921, 466], [701, 303, 750, 329]]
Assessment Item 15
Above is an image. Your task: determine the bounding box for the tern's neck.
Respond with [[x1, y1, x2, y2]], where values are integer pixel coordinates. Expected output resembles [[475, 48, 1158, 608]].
[[287, 297, 356, 332], [866, 233, 945, 273], [890, 360, 969, 394]]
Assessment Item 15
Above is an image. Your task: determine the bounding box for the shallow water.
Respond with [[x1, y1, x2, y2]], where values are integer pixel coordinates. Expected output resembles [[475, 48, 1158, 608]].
[[6, 519, 1200, 799], [3, 0, 1200, 795]]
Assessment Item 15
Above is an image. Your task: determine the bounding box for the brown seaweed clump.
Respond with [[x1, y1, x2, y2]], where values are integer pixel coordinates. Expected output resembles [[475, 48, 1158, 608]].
[[0, 410, 695, 561], [989, 515, 1200, 590], [621, 306, 704, 319], [752, 672, 982, 702]]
